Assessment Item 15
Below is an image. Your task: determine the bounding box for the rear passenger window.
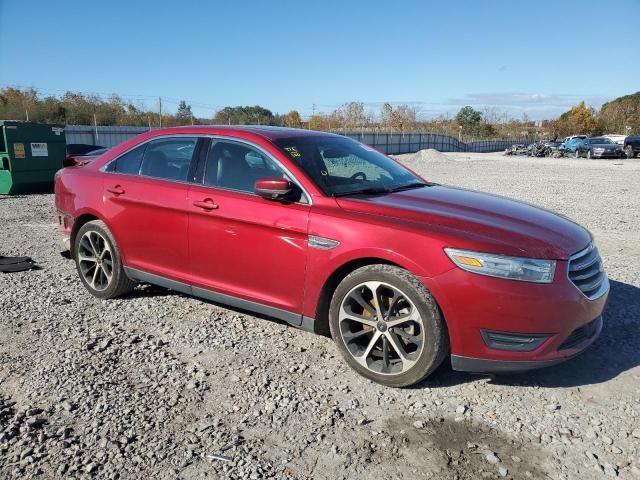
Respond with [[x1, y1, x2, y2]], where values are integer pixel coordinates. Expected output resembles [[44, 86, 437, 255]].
[[140, 138, 198, 182], [106, 144, 146, 174]]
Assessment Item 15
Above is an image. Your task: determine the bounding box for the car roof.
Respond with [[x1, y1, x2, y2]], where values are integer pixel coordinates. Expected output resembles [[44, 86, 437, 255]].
[[150, 125, 341, 142]]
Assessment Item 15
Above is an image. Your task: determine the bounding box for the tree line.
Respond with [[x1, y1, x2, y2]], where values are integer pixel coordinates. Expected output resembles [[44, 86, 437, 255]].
[[1, 87, 639, 140]]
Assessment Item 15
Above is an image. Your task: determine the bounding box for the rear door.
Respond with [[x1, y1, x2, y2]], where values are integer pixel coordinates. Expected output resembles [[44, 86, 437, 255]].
[[102, 136, 201, 283], [187, 138, 310, 319]]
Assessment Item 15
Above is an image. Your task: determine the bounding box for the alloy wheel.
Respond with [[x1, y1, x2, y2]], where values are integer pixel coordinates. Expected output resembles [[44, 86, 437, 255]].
[[338, 281, 425, 375], [78, 231, 113, 291]]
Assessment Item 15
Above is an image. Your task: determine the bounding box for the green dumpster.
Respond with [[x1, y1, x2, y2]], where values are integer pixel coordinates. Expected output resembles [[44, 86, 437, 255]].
[[0, 121, 66, 194]]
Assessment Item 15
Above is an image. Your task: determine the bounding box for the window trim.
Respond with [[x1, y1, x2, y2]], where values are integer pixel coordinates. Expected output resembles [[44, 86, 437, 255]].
[[137, 136, 201, 183], [195, 136, 311, 204], [102, 134, 312, 204]]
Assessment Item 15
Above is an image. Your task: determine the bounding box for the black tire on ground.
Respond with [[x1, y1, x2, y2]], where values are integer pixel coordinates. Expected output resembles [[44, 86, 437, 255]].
[[328, 264, 449, 388], [626, 146, 636, 159], [587, 150, 592, 159], [74, 220, 136, 299]]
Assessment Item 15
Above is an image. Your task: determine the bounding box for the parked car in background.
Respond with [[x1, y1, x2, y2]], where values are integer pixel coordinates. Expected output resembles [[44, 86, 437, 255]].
[[66, 143, 105, 156], [602, 134, 626, 146], [563, 135, 587, 144], [576, 137, 625, 159], [55, 126, 608, 387], [64, 144, 106, 167], [624, 135, 640, 158], [62, 147, 109, 167], [561, 137, 587, 156]]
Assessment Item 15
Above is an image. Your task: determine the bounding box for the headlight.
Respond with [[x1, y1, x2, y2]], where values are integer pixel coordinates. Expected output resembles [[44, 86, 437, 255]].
[[444, 248, 556, 283]]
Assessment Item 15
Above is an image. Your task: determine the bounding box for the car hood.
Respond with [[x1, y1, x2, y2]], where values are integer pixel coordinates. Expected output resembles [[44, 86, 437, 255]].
[[590, 143, 620, 149], [336, 185, 591, 259]]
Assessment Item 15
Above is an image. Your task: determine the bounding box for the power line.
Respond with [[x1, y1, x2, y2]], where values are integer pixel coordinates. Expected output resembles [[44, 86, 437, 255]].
[[0, 83, 224, 113]]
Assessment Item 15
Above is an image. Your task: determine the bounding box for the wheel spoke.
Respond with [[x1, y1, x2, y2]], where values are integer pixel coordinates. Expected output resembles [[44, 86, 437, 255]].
[[386, 309, 420, 328], [87, 233, 100, 257], [385, 291, 402, 317], [340, 305, 377, 328], [101, 264, 112, 283], [364, 281, 384, 320], [91, 264, 100, 289], [382, 336, 390, 372], [391, 327, 414, 340], [360, 331, 381, 361], [78, 254, 97, 264], [386, 331, 416, 368], [342, 328, 373, 344], [350, 289, 377, 317]]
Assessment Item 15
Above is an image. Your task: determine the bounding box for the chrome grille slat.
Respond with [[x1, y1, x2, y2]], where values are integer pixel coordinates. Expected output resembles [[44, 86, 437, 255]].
[[569, 254, 599, 272], [567, 243, 608, 300], [571, 264, 601, 281]]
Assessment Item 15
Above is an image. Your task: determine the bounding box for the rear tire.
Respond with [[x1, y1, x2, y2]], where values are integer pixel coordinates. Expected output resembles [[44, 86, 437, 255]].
[[587, 150, 592, 159], [74, 220, 136, 299], [328, 264, 448, 387]]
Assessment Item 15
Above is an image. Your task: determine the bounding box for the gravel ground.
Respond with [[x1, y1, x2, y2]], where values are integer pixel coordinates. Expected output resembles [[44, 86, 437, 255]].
[[1, 151, 639, 479]]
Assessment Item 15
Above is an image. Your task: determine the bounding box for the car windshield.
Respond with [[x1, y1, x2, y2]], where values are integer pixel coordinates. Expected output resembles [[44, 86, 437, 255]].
[[589, 138, 613, 144], [274, 136, 425, 196]]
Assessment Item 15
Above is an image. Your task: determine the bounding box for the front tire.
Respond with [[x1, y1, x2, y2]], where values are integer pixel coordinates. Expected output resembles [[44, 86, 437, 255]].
[[74, 220, 136, 299], [329, 265, 448, 387], [626, 146, 636, 159]]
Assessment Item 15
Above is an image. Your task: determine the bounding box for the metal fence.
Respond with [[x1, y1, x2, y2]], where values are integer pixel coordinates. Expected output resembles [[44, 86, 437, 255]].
[[65, 125, 527, 154]]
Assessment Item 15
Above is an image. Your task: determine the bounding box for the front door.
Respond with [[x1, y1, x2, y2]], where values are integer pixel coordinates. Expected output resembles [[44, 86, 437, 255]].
[[188, 139, 310, 320]]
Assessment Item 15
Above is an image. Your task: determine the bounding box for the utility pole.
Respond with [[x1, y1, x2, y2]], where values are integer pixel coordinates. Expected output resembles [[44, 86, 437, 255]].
[[309, 103, 316, 130], [159, 97, 163, 128], [94, 113, 99, 143]]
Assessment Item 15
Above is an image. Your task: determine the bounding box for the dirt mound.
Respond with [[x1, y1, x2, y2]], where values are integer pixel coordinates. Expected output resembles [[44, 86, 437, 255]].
[[393, 148, 451, 165]]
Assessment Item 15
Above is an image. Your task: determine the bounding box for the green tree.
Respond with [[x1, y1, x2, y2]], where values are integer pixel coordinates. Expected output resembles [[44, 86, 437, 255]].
[[455, 106, 483, 133], [212, 105, 274, 125], [175, 100, 193, 125]]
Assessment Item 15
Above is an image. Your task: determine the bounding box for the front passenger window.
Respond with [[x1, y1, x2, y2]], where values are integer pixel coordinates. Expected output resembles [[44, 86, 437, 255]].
[[139, 138, 198, 182]]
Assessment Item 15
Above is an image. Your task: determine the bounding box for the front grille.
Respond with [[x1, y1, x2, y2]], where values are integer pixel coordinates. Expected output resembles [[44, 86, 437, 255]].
[[559, 316, 602, 350], [567, 243, 607, 299]]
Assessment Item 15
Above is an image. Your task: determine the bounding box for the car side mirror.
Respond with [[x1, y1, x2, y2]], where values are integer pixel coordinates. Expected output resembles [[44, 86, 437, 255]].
[[254, 178, 292, 200]]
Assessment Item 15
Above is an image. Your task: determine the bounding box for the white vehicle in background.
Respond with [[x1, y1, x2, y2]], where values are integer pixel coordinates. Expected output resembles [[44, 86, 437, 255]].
[[602, 134, 626, 146], [563, 135, 588, 143]]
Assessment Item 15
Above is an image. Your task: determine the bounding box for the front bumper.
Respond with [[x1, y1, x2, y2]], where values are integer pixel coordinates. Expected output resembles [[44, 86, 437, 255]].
[[451, 315, 603, 372], [591, 150, 625, 158], [421, 260, 609, 373]]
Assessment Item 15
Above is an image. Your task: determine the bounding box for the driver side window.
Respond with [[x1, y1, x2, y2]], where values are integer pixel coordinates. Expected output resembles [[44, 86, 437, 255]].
[[203, 140, 285, 193]]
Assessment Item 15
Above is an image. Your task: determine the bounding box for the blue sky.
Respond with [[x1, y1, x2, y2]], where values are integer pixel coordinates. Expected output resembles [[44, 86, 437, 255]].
[[1, 0, 639, 120]]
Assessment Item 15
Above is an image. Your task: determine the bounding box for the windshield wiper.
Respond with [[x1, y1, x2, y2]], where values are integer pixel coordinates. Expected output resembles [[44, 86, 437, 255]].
[[333, 187, 392, 197], [390, 182, 427, 192]]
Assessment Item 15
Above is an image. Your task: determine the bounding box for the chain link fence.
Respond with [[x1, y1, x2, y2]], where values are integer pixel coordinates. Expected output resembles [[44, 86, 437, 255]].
[[65, 125, 527, 154]]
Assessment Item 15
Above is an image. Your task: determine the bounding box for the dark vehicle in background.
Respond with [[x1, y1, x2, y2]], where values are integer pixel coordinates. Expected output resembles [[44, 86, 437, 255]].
[[66, 144, 105, 156], [63, 146, 109, 167], [624, 136, 640, 158], [576, 137, 625, 159]]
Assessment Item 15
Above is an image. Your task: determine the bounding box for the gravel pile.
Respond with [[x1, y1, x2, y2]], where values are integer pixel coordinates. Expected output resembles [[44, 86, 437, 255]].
[[1, 153, 639, 479]]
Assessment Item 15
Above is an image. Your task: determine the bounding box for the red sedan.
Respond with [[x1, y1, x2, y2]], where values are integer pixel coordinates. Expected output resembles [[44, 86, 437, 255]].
[[55, 126, 608, 387]]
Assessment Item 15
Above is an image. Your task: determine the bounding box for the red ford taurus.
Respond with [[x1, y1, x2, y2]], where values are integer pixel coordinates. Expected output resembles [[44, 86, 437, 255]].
[[55, 126, 608, 387]]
